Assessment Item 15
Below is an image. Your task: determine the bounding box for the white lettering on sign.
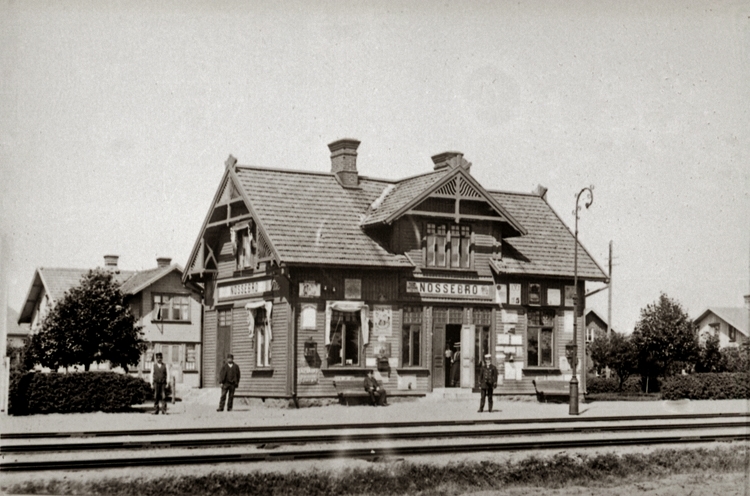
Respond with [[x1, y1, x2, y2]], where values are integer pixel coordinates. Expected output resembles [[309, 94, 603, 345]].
[[218, 279, 271, 299], [406, 281, 491, 299]]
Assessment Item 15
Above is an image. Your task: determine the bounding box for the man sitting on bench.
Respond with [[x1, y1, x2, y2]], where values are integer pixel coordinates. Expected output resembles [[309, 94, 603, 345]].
[[364, 369, 388, 406]]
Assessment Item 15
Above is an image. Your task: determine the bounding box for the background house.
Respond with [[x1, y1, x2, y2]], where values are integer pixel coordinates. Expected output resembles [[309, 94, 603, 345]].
[[17, 255, 203, 388], [695, 307, 748, 348], [5, 307, 30, 367]]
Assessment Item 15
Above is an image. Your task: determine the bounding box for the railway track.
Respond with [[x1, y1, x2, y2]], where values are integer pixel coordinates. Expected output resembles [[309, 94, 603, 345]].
[[3, 413, 748, 472]]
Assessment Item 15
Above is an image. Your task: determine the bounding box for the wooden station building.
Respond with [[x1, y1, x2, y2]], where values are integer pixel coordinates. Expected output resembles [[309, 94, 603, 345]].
[[183, 139, 607, 400]]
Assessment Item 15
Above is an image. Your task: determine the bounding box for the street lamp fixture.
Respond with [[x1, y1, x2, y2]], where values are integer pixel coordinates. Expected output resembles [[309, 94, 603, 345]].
[[570, 185, 593, 416]]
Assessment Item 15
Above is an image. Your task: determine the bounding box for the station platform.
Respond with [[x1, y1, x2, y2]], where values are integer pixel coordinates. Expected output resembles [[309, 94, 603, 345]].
[[2, 388, 748, 436]]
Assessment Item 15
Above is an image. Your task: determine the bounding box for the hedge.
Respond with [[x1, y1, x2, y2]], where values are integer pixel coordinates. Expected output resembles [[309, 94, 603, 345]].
[[586, 375, 642, 394], [9, 371, 152, 415], [660, 372, 750, 400]]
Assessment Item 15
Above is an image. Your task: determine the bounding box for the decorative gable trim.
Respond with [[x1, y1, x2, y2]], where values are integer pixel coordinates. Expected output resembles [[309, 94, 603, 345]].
[[383, 167, 527, 236]]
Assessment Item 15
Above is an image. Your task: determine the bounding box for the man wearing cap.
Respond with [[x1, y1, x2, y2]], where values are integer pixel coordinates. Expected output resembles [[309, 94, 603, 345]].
[[150, 352, 170, 415], [218, 354, 241, 412], [478, 354, 498, 413]]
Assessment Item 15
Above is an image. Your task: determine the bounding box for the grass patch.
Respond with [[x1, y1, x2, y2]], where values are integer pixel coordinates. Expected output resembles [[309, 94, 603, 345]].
[[6, 444, 748, 495]]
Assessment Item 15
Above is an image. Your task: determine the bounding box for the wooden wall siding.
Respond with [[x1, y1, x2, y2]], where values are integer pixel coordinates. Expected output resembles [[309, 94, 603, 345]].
[[216, 229, 236, 280], [294, 302, 431, 397], [137, 271, 202, 344], [235, 298, 289, 396], [292, 269, 401, 303], [203, 310, 217, 387]]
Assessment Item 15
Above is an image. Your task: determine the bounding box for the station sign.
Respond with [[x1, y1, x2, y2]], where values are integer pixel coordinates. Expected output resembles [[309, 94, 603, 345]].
[[217, 279, 272, 300], [406, 280, 493, 299]]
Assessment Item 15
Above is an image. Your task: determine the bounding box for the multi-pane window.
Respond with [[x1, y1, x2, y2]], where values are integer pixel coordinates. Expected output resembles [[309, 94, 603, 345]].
[[402, 307, 422, 367], [729, 325, 737, 342], [328, 311, 361, 366], [527, 309, 555, 367], [153, 294, 190, 321], [585, 327, 596, 343], [255, 307, 271, 367], [185, 344, 197, 370], [425, 223, 471, 268], [233, 222, 256, 270]]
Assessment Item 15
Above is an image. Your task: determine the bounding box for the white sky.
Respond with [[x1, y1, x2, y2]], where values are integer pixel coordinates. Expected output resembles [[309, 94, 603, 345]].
[[1, 0, 748, 333]]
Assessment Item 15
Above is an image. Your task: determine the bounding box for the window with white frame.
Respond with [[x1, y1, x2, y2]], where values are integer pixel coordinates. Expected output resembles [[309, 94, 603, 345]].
[[255, 307, 271, 367], [527, 309, 555, 367], [232, 221, 256, 270], [185, 344, 197, 370], [153, 294, 190, 322], [425, 223, 471, 268], [585, 327, 596, 343], [328, 310, 361, 366]]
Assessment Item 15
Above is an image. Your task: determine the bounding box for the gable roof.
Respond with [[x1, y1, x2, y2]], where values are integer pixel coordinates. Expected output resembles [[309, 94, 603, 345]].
[[586, 309, 615, 332], [695, 307, 749, 337], [487, 191, 607, 281], [18, 264, 186, 324], [184, 155, 606, 280]]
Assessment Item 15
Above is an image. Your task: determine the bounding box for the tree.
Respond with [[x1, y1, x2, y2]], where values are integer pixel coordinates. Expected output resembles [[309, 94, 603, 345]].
[[588, 331, 637, 389], [695, 333, 726, 373], [630, 293, 698, 391], [26, 269, 147, 372]]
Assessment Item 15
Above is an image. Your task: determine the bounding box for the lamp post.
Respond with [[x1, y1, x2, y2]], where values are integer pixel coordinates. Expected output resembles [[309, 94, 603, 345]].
[[570, 186, 593, 416]]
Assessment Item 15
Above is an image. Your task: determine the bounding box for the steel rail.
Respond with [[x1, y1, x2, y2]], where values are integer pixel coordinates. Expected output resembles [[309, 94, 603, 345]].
[[3, 419, 749, 454], [3, 431, 748, 472], [3, 411, 748, 440]]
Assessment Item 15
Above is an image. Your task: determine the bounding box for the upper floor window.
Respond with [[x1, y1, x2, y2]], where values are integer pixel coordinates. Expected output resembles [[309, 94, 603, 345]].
[[232, 221, 256, 270], [153, 294, 190, 322], [728, 325, 737, 342], [585, 327, 596, 343], [425, 223, 471, 269]]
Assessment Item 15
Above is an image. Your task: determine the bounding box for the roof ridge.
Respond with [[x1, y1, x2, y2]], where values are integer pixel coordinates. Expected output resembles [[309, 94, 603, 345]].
[[487, 189, 540, 197], [234, 164, 445, 185]]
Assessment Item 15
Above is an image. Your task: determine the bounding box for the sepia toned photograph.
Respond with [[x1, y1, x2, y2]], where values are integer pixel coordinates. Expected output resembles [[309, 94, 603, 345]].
[[1, 1, 748, 495]]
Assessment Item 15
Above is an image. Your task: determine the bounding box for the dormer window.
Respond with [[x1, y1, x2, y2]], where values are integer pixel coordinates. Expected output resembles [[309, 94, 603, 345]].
[[425, 223, 471, 268]]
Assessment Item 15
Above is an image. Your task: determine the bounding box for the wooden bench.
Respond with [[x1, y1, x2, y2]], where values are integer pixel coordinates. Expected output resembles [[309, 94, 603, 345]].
[[333, 379, 383, 406], [532, 380, 571, 403]]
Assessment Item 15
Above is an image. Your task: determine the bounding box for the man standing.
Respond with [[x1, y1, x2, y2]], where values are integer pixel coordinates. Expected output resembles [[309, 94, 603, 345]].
[[218, 354, 241, 412], [477, 353, 498, 413], [150, 352, 170, 415], [363, 369, 387, 406]]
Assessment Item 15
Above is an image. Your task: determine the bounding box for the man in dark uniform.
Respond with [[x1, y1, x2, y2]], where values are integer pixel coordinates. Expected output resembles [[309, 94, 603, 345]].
[[363, 369, 387, 406], [150, 352, 169, 415], [217, 354, 241, 412], [478, 353, 498, 413]]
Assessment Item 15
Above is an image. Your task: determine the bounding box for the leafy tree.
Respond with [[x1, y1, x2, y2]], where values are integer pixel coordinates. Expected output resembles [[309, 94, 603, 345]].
[[26, 269, 147, 372], [722, 341, 750, 373], [588, 331, 637, 389], [630, 293, 698, 391], [695, 333, 726, 373]]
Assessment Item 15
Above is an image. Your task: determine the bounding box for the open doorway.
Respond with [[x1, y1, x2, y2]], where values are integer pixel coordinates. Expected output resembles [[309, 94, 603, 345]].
[[446, 324, 462, 387]]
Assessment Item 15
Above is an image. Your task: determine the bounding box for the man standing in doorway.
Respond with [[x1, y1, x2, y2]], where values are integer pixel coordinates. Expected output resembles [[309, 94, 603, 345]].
[[218, 354, 241, 412], [150, 352, 170, 415], [477, 353, 498, 413]]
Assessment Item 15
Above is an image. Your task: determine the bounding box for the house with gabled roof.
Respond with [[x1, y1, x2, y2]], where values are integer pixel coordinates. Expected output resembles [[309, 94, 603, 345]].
[[18, 255, 203, 388], [183, 139, 607, 400], [695, 307, 748, 348]]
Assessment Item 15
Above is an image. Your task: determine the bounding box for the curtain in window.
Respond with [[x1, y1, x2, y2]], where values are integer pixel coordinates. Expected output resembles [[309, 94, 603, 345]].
[[244, 300, 274, 340], [325, 301, 369, 346]]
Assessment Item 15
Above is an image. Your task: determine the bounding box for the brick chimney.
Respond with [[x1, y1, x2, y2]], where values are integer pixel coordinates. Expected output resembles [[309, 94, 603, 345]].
[[533, 184, 549, 200], [156, 257, 172, 268], [431, 151, 470, 172], [103, 255, 119, 268], [328, 139, 360, 188]]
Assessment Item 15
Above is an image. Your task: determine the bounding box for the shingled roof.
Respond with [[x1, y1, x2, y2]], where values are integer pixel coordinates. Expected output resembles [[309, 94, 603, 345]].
[[695, 307, 749, 337], [488, 191, 607, 281], [232, 167, 413, 267], [189, 153, 606, 280]]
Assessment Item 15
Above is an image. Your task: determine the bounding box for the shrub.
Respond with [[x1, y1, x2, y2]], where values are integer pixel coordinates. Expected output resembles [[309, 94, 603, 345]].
[[9, 371, 152, 415], [586, 374, 643, 394], [661, 372, 750, 400]]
